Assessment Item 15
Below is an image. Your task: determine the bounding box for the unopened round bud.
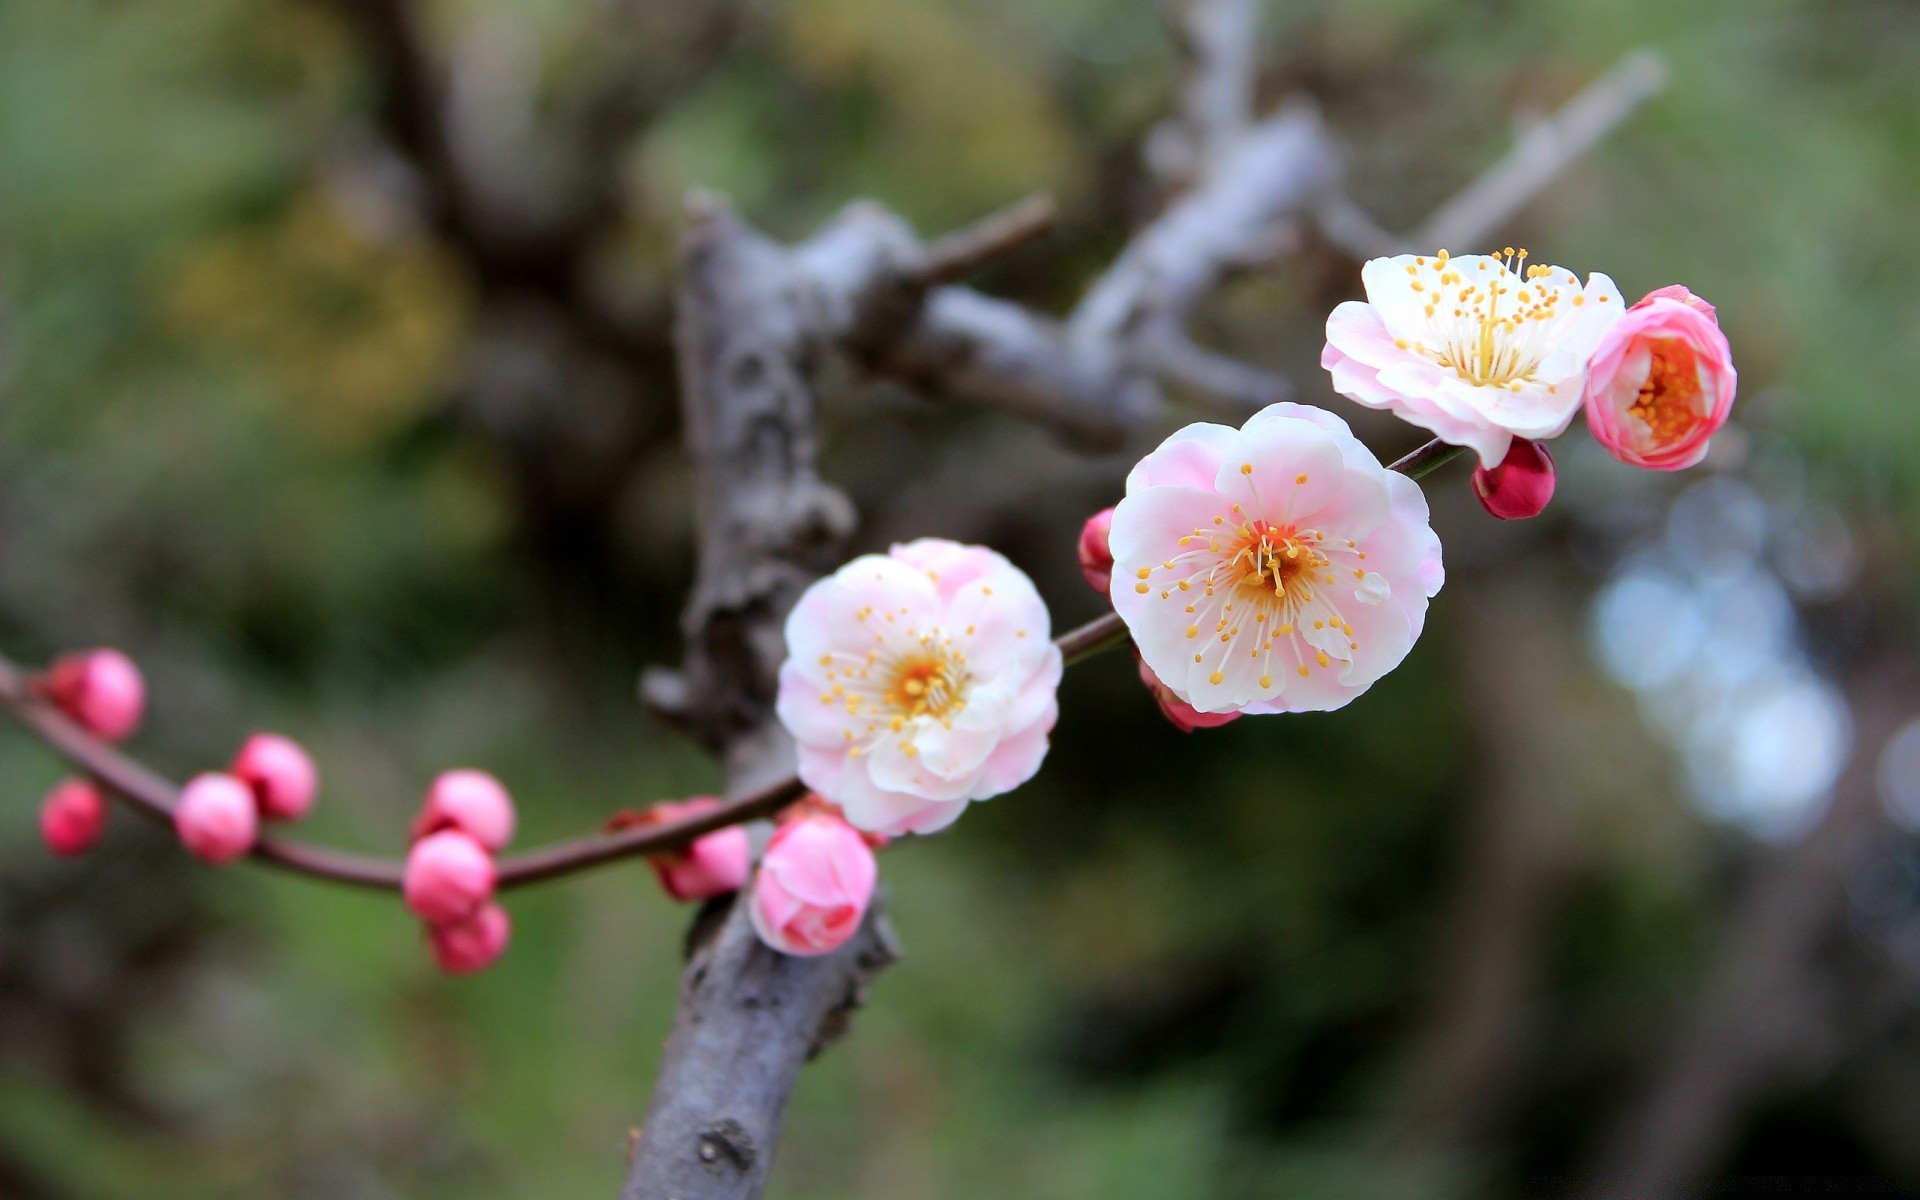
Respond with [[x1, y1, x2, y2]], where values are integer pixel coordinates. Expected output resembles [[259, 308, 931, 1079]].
[[1078, 508, 1116, 595], [428, 902, 511, 974], [40, 779, 108, 857], [1471, 438, 1556, 520], [403, 830, 496, 925], [231, 733, 319, 821], [43, 649, 146, 742], [643, 798, 751, 902], [413, 769, 515, 852], [749, 813, 878, 957], [175, 773, 259, 865]]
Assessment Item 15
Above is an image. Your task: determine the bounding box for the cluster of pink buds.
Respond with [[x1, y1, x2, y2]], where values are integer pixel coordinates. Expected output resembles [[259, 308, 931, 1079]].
[[176, 733, 321, 864], [749, 799, 879, 957], [403, 769, 515, 974]]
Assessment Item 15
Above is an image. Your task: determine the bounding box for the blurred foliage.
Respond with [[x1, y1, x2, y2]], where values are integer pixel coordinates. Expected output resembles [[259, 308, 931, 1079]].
[[0, 0, 1918, 1197]]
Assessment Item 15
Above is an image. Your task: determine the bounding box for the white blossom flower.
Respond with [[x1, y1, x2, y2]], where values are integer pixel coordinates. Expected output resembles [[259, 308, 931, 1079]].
[[1109, 404, 1443, 714], [1322, 250, 1624, 465], [776, 539, 1062, 836]]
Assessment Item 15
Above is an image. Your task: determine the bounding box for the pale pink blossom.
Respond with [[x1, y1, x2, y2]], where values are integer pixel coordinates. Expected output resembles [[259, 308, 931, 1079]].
[[175, 773, 258, 865], [748, 813, 877, 957], [1135, 653, 1239, 732], [231, 733, 319, 821], [1078, 508, 1116, 595], [776, 538, 1062, 836], [428, 902, 511, 974], [403, 830, 496, 925], [641, 798, 751, 902], [43, 648, 146, 742], [40, 779, 108, 857], [1323, 251, 1624, 465], [413, 769, 516, 851], [1471, 438, 1556, 520], [1109, 404, 1443, 715], [1583, 285, 1737, 471]]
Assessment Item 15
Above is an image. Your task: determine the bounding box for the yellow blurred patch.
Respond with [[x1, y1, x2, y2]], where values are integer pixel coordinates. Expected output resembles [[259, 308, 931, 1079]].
[[157, 191, 472, 452]]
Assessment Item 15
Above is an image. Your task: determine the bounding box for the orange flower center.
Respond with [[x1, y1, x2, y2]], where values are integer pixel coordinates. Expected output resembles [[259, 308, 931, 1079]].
[[1627, 337, 1704, 446]]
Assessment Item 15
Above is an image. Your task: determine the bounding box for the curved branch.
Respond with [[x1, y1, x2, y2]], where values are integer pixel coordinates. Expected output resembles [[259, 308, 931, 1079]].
[[0, 436, 1447, 895]]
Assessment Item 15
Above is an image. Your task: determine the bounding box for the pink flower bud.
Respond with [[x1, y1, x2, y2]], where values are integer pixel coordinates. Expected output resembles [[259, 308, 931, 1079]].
[[641, 798, 751, 902], [748, 813, 877, 957], [412, 769, 515, 852], [175, 773, 259, 865], [427, 902, 511, 974], [230, 733, 319, 821], [40, 779, 107, 857], [1078, 507, 1116, 595], [1471, 438, 1556, 520], [43, 649, 145, 742], [1135, 653, 1239, 732], [1584, 285, 1736, 471], [403, 830, 496, 925]]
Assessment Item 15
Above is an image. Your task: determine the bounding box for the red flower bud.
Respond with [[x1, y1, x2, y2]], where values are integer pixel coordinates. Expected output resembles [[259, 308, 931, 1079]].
[[43, 649, 145, 742], [403, 830, 496, 925], [1078, 508, 1116, 595], [1471, 438, 1556, 520], [40, 779, 107, 857], [638, 798, 751, 902], [175, 773, 258, 865], [412, 769, 515, 851], [428, 902, 511, 974], [231, 733, 319, 822]]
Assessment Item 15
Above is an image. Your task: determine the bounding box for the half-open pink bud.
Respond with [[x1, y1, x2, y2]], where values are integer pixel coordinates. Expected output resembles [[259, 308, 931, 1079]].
[[403, 830, 496, 925], [641, 798, 751, 902], [1078, 507, 1116, 595], [1471, 438, 1556, 520], [175, 773, 258, 865], [43, 649, 146, 742], [40, 779, 107, 857], [1135, 653, 1239, 732], [1583, 285, 1736, 471], [413, 769, 515, 852], [749, 813, 877, 957], [427, 902, 511, 974], [231, 733, 319, 821]]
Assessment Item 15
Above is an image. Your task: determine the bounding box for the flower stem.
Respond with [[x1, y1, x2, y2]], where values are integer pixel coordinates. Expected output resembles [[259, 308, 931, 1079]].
[[1387, 438, 1467, 479]]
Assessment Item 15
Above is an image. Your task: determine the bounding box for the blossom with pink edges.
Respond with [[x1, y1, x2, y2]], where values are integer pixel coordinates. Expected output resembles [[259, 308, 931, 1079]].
[[1471, 439, 1556, 520], [231, 733, 319, 821], [641, 798, 751, 901], [41, 779, 108, 857], [1135, 653, 1239, 732], [43, 648, 146, 742], [1322, 250, 1624, 466], [175, 773, 259, 865], [428, 902, 511, 974], [776, 538, 1062, 837], [403, 830, 497, 925], [1582, 285, 1736, 471], [413, 769, 516, 851], [1108, 403, 1443, 715], [749, 812, 878, 957]]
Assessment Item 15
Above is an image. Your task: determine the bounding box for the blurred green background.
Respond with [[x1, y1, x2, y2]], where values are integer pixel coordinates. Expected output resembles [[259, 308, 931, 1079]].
[[3, 0, 1920, 1196]]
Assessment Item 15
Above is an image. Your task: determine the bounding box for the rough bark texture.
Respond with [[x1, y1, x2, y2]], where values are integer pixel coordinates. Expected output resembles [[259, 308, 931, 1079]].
[[622, 899, 899, 1200]]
